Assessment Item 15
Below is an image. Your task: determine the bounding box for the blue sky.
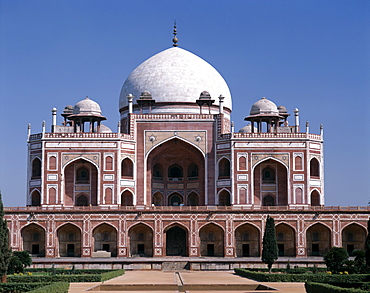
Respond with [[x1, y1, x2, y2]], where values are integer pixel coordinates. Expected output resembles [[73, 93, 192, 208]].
[[0, 0, 369, 207]]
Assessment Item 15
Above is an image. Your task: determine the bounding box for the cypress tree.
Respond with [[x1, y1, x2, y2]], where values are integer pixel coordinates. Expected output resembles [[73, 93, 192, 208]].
[[365, 218, 370, 267], [262, 216, 278, 273], [0, 192, 11, 282]]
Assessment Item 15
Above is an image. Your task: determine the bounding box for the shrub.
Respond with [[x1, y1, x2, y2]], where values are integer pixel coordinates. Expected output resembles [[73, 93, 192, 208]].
[[7, 250, 32, 274], [27, 282, 69, 293], [324, 247, 349, 274], [0, 282, 47, 293], [305, 282, 365, 293]]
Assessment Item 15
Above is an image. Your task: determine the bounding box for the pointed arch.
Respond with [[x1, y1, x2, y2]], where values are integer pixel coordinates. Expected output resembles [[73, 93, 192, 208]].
[[235, 223, 260, 257], [128, 223, 153, 257], [342, 223, 366, 256], [306, 223, 331, 256], [310, 157, 320, 178], [121, 157, 134, 178], [76, 194, 89, 206], [187, 191, 199, 206], [165, 224, 188, 256], [30, 190, 41, 206], [31, 157, 42, 179], [275, 223, 296, 256], [253, 157, 288, 206], [63, 158, 99, 206], [121, 190, 133, 206], [218, 189, 231, 206], [152, 191, 164, 206], [92, 223, 117, 257], [310, 189, 321, 206], [57, 223, 82, 257], [199, 223, 224, 257], [21, 223, 46, 257], [218, 157, 230, 179], [168, 192, 183, 206]]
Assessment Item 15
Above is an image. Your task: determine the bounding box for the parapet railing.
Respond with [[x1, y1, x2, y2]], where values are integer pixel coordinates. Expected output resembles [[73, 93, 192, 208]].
[[133, 114, 214, 120], [233, 132, 322, 140], [5, 205, 370, 213], [29, 133, 134, 141]]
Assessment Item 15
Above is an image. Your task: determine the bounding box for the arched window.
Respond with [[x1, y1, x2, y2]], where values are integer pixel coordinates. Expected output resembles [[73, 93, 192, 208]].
[[31, 158, 41, 179], [31, 190, 41, 206], [76, 167, 89, 183], [168, 193, 183, 206], [310, 158, 320, 178], [239, 156, 247, 170], [105, 156, 113, 171], [105, 188, 112, 204], [121, 190, 133, 206], [311, 190, 320, 206], [121, 158, 134, 178], [49, 156, 57, 170], [218, 158, 230, 179], [294, 156, 303, 171], [187, 163, 198, 179], [152, 192, 164, 206], [76, 194, 88, 206], [153, 163, 163, 179], [168, 164, 183, 180], [49, 187, 57, 205], [263, 195, 275, 206], [218, 190, 231, 206], [295, 188, 303, 204], [262, 167, 275, 183], [187, 192, 199, 206]]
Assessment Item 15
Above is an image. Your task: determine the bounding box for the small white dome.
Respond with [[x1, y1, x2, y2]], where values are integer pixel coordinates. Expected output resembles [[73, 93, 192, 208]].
[[239, 124, 252, 133], [119, 47, 232, 112], [73, 97, 103, 116], [250, 97, 279, 115], [100, 124, 112, 133]]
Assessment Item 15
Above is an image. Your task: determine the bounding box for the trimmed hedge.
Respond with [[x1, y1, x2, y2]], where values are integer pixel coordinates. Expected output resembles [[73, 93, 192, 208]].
[[27, 282, 69, 293], [8, 269, 125, 283], [25, 268, 116, 274], [329, 282, 370, 291], [0, 282, 47, 293], [305, 282, 366, 293], [245, 267, 327, 274], [234, 268, 370, 283]]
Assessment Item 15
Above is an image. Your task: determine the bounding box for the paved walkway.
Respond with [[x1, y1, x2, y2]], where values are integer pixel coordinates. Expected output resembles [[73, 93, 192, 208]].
[[68, 270, 306, 293]]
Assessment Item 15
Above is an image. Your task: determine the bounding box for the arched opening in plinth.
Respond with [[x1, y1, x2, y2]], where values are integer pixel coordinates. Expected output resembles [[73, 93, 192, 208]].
[[147, 138, 205, 206], [306, 223, 331, 256], [128, 224, 153, 257], [342, 224, 366, 256], [57, 224, 81, 257], [93, 224, 117, 257], [165, 225, 187, 256], [199, 223, 224, 257], [276, 223, 296, 257], [21, 224, 45, 257], [235, 224, 260, 257]]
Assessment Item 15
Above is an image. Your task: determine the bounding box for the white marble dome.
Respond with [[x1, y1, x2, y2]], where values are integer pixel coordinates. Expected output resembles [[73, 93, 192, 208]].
[[250, 97, 279, 115], [119, 47, 232, 112], [73, 97, 103, 116]]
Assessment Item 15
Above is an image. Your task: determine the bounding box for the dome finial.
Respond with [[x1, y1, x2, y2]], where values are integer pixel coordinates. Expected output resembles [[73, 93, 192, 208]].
[[172, 21, 178, 47]]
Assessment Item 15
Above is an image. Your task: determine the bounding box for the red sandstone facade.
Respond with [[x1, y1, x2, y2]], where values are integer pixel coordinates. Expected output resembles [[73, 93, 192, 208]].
[[4, 44, 369, 260]]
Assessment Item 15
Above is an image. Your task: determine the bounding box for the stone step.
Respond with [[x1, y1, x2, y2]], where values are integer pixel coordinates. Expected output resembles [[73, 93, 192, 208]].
[[162, 261, 189, 271]]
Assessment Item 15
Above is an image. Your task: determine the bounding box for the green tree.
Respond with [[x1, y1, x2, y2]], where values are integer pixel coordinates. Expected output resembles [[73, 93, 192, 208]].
[[324, 247, 349, 274], [365, 218, 370, 267], [262, 216, 278, 273], [7, 251, 32, 274], [0, 192, 12, 282]]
